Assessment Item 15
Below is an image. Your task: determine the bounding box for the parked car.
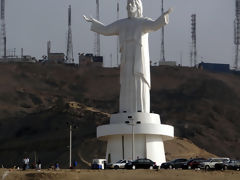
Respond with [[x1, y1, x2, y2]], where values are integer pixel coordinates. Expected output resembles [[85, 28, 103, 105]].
[[91, 159, 106, 169], [182, 158, 206, 169], [160, 158, 188, 169], [125, 158, 157, 169], [215, 160, 240, 170], [108, 160, 132, 169], [200, 158, 230, 170]]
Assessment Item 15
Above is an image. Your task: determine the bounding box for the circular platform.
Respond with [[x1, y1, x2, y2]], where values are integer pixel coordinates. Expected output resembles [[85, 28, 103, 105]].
[[97, 112, 174, 141]]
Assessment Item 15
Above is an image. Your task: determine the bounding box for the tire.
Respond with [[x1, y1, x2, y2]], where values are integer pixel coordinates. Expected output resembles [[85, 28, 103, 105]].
[[205, 165, 210, 171], [169, 165, 173, 169], [114, 165, 119, 169], [149, 166, 153, 170], [132, 165, 136, 170]]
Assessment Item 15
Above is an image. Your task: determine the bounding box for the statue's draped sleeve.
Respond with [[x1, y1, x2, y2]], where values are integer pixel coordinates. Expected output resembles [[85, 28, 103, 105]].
[[142, 14, 169, 33], [90, 19, 119, 36]]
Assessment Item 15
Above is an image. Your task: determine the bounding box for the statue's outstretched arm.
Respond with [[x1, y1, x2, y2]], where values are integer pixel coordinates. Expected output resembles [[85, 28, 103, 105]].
[[83, 15, 119, 36], [163, 8, 173, 16], [143, 8, 173, 33]]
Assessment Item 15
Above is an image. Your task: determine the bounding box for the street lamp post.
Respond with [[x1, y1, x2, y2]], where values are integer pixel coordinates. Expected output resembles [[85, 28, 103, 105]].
[[125, 116, 141, 161], [69, 124, 72, 168]]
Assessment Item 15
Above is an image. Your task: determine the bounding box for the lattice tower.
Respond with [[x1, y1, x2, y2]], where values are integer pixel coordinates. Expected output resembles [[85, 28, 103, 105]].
[[190, 14, 197, 67], [0, 0, 6, 58], [94, 0, 100, 56], [234, 0, 240, 69], [160, 0, 165, 63], [66, 5, 74, 63], [116, 2, 120, 66]]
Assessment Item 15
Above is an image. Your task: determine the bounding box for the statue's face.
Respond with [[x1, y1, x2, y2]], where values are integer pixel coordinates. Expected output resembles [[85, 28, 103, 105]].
[[127, 0, 138, 18]]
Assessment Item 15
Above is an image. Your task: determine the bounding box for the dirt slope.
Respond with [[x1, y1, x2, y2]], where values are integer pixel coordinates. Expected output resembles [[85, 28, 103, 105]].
[[0, 63, 239, 167]]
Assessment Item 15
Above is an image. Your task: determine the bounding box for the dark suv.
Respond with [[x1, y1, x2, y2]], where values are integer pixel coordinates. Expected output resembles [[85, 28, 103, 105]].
[[125, 158, 157, 169], [160, 158, 188, 169], [215, 160, 240, 170], [182, 158, 206, 169]]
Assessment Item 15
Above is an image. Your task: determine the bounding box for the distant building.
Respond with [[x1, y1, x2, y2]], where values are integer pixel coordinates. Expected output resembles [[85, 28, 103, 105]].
[[0, 56, 37, 63], [158, 61, 177, 67], [198, 62, 230, 73], [48, 53, 65, 63], [78, 53, 103, 67]]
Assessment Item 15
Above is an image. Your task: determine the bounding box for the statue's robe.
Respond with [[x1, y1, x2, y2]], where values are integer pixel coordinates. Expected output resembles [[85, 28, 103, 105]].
[[91, 15, 168, 113]]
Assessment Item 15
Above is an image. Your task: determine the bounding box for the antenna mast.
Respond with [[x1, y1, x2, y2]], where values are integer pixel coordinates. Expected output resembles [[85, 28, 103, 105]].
[[0, 0, 6, 58], [234, 0, 240, 70], [116, 2, 120, 66], [66, 5, 74, 63], [190, 14, 197, 67], [94, 0, 100, 56], [160, 0, 165, 63]]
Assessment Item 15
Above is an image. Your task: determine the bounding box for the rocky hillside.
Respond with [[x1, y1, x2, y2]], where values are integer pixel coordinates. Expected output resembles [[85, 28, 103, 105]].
[[0, 63, 239, 167]]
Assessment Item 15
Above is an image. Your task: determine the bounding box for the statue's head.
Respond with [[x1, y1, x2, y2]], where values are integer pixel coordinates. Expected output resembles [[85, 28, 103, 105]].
[[127, 0, 143, 18]]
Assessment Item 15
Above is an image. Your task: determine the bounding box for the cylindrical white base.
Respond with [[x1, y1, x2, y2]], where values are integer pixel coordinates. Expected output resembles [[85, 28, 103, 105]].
[[105, 134, 166, 165], [97, 112, 174, 165]]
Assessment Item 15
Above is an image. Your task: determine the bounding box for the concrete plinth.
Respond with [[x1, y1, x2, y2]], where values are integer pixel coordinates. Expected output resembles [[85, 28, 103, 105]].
[[97, 112, 174, 165]]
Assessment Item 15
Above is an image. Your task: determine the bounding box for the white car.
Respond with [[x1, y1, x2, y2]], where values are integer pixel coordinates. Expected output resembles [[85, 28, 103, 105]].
[[200, 158, 230, 170], [109, 160, 132, 169]]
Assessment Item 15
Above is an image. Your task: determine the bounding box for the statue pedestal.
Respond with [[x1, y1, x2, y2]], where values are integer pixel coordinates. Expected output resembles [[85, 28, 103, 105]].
[[97, 112, 174, 165]]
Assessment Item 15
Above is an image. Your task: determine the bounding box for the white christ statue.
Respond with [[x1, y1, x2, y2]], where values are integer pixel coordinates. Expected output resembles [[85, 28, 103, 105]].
[[84, 0, 172, 113]]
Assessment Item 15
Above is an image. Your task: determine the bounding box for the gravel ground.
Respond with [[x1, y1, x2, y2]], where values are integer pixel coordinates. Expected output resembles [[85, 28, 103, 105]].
[[1, 169, 240, 180]]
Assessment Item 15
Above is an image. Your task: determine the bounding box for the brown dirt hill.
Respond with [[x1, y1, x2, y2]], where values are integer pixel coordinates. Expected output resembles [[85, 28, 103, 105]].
[[0, 63, 239, 167], [0, 100, 214, 168]]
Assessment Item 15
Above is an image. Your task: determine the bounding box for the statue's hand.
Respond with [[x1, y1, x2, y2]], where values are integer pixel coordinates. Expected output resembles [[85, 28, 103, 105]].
[[83, 15, 94, 23], [164, 8, 173, 16]]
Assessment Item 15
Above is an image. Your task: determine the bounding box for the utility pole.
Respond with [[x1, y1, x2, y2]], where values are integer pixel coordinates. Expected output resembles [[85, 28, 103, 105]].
[[160, 0, 165, 63], [69, 125, 72, 168]]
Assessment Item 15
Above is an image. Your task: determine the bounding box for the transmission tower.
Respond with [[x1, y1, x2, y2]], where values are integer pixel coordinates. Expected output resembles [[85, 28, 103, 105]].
[[190, 14, 197, 67], [234, 0, 240, 70], [116, 2, 120, 66], [0, 0, 6, 58], [94, 0, 100, 56], [66, 5, 74, 64], [160, 0, 165, 63]]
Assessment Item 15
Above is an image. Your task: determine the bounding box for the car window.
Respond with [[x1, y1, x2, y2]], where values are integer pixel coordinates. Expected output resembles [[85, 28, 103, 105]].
[[122, 160, 126, 163]]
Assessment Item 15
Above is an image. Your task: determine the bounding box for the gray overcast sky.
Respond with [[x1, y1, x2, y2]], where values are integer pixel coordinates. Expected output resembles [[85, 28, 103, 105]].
[[5, 0, 235, 67]]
